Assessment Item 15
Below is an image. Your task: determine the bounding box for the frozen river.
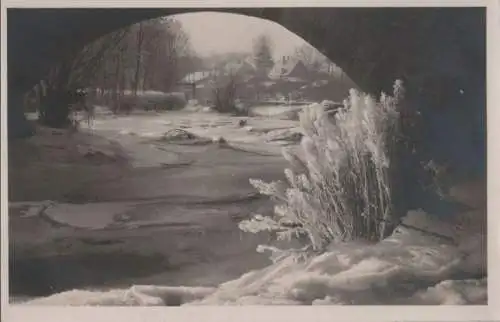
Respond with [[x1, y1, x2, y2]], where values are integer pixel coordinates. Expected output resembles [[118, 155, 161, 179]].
[[9, 107, 487, 305]]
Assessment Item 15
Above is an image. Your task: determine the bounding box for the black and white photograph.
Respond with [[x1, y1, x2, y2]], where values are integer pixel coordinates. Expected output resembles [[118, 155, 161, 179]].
[[2, 3, 492, 311]]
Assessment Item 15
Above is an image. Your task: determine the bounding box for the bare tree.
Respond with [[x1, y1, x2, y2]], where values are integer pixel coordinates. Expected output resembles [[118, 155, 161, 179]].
[[210, 71, 240, 114], [252, 34, 274, 76], [142, 18, 193, 92], [35, 28, 131, 127], [71, 28, 131, 89], [133, 23, 145, 96], [293, 43, 328, 72], [36, 16, 198, 122]]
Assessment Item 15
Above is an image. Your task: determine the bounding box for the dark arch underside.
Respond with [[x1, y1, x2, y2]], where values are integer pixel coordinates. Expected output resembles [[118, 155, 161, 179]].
[[7, 7, 486, 180]]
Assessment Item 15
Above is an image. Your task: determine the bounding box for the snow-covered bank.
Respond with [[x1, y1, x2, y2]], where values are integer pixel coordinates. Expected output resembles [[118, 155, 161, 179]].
[[8, 124, 130, 202], [19, 209, 486, 306]]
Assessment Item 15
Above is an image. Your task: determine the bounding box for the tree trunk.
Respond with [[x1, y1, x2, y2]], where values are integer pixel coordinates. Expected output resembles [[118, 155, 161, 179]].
[[39, 58, 74, 128], [133, 23, 144, 97], [119, 64, 128, 114], [111, 55, 121, 114]]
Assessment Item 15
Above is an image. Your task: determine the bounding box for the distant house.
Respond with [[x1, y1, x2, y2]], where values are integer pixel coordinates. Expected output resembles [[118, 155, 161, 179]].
[[265, 57, 311, 99], [176, 58, 259, 103], [218, 58, 271, 101], [179, 71, 213, 85], [268, 56, 310, 82], [177, 70, 217, 101], [179, 56, 331, 104]]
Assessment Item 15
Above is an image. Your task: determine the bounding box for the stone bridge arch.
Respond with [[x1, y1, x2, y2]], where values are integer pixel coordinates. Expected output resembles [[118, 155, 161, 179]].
[[7, 7, 486, 179], [8, 8, 485, 95]]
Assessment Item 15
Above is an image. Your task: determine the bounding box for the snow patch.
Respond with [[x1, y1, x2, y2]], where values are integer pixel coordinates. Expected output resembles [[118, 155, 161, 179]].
[[43, 203, 133, 229], [23, 286, 216, 306], [21, 207, 486, 305], [266, 128, 303, 144], [411, 278, 487, 304]]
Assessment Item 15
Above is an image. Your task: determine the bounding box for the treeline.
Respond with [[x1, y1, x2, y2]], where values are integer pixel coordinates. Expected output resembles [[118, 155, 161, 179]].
[[27, 17, 201, 127]]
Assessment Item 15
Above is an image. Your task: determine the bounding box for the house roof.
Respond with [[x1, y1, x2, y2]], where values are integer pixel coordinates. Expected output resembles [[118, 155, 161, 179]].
[[180, 59, 258, 86], [180, 71, 213, 84], [268, 58, 308, 80]]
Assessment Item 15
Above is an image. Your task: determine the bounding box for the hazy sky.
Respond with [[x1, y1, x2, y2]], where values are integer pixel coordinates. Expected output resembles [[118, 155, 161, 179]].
[[172, 12, 309, 59]]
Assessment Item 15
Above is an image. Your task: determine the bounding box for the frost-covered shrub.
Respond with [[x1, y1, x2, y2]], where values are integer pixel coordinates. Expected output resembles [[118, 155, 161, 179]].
[[240, 81, 405, 252]]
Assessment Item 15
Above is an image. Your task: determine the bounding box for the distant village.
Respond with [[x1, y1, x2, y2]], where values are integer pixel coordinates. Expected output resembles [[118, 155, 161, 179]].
[[176, 53, 357, 106]]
